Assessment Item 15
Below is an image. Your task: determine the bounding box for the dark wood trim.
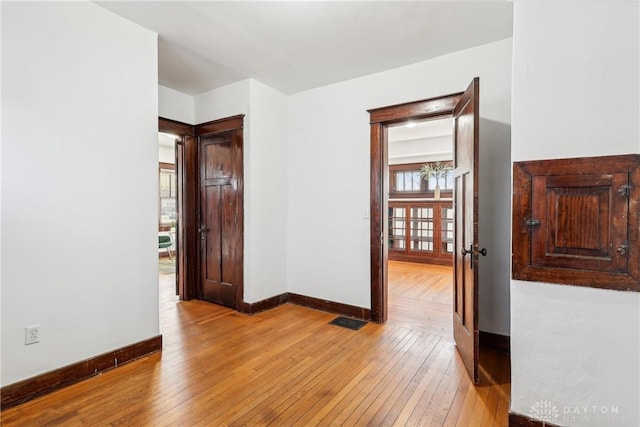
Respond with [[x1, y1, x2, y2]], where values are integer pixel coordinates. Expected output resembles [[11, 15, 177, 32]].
[[195, 114, 245, 136], [239, 292, 371, 320], [158, 117, 193, 136], [479, 331, 510, 354], [368, 94, 461, 323], [511, 161, 532, 284], [509, 412, 561, 427], [180, 133, 198, 300], [388, 193, 453, 200], [288, 293, 372, 321], [1, 335, 162, 410], [234, 125, 245, 309], [369, 93, 463, 124], [241, 293, 288, 315], [370, 121, 386, 323]]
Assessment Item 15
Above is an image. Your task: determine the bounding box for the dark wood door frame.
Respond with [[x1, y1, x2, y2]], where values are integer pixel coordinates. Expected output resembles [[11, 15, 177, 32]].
[[159, 115, 245, 307], [368, 93, 462, 323], [159, 117, 197, 300], [195, 115, 245, 309]]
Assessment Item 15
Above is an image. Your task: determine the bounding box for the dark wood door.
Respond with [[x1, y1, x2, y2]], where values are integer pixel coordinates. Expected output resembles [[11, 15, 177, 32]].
[[198, 125, 243, 309], [452, 78, 480, 383]]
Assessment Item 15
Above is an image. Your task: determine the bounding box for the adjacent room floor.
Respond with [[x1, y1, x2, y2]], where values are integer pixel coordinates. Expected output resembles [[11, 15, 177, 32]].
[[1, 260, 510, 426]]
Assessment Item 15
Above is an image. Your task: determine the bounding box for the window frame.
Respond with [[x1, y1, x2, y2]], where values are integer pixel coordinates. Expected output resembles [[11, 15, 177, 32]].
[[389, 161, 453, 199]]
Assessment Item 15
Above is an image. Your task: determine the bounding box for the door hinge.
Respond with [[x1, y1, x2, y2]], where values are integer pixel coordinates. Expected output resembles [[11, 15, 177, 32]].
[[617, 245, 629, 256], [618, 185, 631, 197], [380, 233, 384, 244], [525, 218, 541, 228]]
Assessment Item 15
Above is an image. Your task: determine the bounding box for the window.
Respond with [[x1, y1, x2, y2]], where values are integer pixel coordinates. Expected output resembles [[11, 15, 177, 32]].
[[426, 169, 454, 191], [389, 162, 453, 198], [410, 206, 434, 252], [394, 170, 422, 192]]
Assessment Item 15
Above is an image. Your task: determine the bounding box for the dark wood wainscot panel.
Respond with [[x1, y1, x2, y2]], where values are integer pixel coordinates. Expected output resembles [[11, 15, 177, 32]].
[[512, 154, 640, 291]]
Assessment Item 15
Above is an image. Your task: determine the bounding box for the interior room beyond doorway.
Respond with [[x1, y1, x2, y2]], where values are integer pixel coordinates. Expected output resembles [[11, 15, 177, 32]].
[[158, 132, 177, 276], [387, 117, 454, 333]]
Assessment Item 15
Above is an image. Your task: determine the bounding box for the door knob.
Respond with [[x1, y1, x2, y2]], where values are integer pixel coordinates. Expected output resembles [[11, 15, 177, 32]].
[[460, 244, 487, 269]]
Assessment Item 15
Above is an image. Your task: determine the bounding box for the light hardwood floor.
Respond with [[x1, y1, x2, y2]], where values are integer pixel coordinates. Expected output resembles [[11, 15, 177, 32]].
[[1, 261, 510, 426]]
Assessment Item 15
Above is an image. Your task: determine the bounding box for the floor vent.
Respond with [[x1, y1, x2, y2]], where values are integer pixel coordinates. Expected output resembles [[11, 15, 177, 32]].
[[329, 316, 368, 330]]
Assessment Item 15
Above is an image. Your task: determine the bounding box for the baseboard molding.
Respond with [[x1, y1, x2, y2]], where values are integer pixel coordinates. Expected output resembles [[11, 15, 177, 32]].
[[509, 412, 561, 427], [288, 292, 371, 321], [241, 292, 371, 321], [1, 335, 162, 410], [480, 330, 510, 354], [241, 293, 288, 315]]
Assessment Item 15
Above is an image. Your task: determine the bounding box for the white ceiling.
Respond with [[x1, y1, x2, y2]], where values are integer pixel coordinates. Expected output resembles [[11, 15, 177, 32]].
[[95, 1, 513, 96], [388, 118, 453, 143], [388, 118, 453, 164]]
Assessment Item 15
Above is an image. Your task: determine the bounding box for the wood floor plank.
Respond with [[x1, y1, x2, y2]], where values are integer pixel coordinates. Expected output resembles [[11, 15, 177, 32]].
[[0, 262, 510, 426], [298, 326, 414, 426], [381, 337, 453, 426], [292, 328, 426, 426], [342, 333, 441, 426]]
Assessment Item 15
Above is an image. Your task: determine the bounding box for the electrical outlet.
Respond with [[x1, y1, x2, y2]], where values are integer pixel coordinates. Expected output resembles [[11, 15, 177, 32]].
[[25, 325, 39, 345]]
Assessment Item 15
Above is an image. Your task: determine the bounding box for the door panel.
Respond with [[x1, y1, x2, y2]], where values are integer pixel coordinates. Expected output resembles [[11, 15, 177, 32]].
[[204, 138, 232, 179], [199, 125, 242, 309], [221, 182, 238, 287], [453, 77, 480, 384], [204, 186, 222, 286]]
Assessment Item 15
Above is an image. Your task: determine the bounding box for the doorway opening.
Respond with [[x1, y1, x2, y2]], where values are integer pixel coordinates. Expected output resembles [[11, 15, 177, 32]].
[[369, 79, 481, 382], [386, 118, 454, 333], [157, 115, 245, 307], [158, 131, 179, 298]]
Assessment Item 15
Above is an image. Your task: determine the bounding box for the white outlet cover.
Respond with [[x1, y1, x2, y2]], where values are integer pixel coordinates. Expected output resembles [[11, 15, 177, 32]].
[[25, 325, 39, 345]]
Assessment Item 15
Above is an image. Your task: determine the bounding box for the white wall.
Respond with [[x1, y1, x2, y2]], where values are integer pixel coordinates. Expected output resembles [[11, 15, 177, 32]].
[[158, 85, 194, 125], [245, 80, 288, 302], [1, 2, 159, 385], [286, 39, 513, 335], [194, 80, 250, 125], [510, 1, 640, 425]]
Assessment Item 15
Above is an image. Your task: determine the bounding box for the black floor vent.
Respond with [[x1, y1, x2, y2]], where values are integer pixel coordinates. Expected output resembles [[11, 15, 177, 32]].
[[329, 316, 368, 330]]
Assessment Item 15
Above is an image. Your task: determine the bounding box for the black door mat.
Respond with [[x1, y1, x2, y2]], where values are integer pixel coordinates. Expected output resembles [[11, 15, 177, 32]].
[[329, 316, 368, 330]]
